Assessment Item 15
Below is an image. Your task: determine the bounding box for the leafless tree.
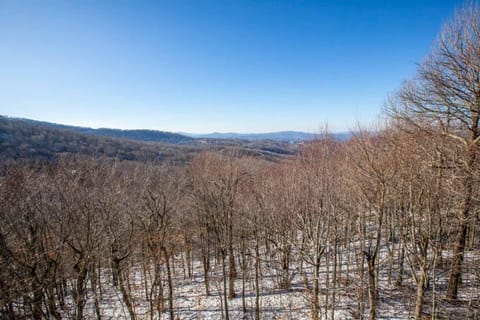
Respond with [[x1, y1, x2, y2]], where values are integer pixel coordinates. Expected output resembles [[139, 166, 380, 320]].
[[391, 129, 451, 319], [293, 136, 341, 320], [388, 2, 480, 300], [139, 163, 184, 320], [348, 127, 400, 320], [0, 164, 66, 320], [189, 152, 248, 320]]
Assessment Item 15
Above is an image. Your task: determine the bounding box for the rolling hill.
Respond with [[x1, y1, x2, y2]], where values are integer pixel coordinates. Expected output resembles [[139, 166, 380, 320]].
[[18, 118, 194, 144], [0, 116, 300, 163]]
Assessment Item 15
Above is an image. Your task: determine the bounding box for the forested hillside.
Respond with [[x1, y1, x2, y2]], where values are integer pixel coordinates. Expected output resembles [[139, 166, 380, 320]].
[[0, 116, 299, 163], [18, 118, 195, 144], [0, 116, 192, 163]]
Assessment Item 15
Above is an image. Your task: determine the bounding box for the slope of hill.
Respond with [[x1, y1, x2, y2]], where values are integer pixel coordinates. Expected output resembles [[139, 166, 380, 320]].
[[19, 118, 194, 144], [0, 116, 205, 163], [0, 116, 299, 163]]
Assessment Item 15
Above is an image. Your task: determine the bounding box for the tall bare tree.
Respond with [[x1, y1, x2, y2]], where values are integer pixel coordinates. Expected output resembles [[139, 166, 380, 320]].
[[294, 137, 340, 320], [139, 164, 184, 320], [388, 3, 480, 300], [348, 127, 400, 320], [391, 129, 450, 319], [189, 152, 248, 320]]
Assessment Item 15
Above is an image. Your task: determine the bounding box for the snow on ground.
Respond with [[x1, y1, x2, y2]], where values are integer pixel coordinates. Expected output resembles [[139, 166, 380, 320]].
[[71, 245, 479, 319], [80, 263, 314, 319]]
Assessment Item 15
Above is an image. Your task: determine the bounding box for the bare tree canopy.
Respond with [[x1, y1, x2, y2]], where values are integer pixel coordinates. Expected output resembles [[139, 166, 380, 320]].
[[389, 2, 480, 301]]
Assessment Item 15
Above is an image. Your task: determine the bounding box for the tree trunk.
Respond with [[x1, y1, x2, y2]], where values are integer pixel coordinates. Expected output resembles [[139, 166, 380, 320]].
[[331, 237, 338, 320], [47, 285, 62, 320], [163, 247, 175, 320], [365, 251, 377, 320], [31, 280, 43, 320], [75, 267, 88, 320], [118, 269, 137, 320], [446, 207, 469, 300], [228, 240, 236, 299], [447, 115, 478, 300], [280, 245, 291, 289], [90, 265, 102, 320], [312, 262, 320, 320], [414, 268, 426, 320], [221, 252, 230, 320], [202, 241, 211, 296], [396, 242, 405, 287], [154, 260, 164, 318], [185, 235, 192, 279], [254, 236, 261, 320], [241, 238, 247, 313]]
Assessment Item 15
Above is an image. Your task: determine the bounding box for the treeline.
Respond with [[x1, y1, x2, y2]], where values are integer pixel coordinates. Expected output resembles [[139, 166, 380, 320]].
[[1, 3, 480, 320]]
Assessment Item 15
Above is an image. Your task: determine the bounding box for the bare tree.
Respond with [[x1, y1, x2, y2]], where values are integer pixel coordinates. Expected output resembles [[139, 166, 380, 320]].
[[262, 164, 297, 290], [293, 136, 340, 320], [392, 129, 450, 319], [139, 164, 184, 320], [348, 127, 400, 320], [0, 164, 66, 320], [388, 3, 480, 300], [56, 158, 112, 320], [189, 152, 248, 320]]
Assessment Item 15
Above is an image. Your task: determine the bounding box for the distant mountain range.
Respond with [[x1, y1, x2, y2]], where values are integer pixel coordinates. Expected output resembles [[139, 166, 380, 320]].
[[184, 131, 351, 142]]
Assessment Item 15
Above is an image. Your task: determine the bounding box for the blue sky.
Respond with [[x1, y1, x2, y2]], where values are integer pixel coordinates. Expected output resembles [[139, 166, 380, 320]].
[[0, 0, 464, 133]]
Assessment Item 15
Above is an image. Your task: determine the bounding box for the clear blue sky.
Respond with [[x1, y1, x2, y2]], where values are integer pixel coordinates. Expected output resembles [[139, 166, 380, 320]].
[[0, 0, 465, 133]]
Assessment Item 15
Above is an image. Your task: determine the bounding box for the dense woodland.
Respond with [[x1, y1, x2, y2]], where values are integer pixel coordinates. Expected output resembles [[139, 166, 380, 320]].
[[1, 4, 480, 320]]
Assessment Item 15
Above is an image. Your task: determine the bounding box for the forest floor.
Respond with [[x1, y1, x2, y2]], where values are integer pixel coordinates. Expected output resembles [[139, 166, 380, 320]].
[[75, 247, 479, 319]]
